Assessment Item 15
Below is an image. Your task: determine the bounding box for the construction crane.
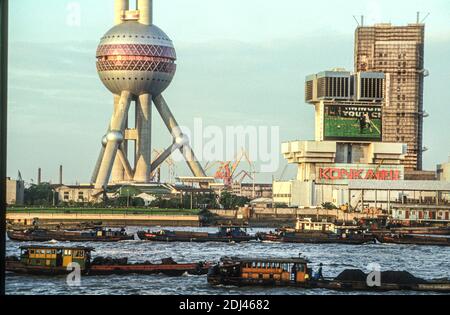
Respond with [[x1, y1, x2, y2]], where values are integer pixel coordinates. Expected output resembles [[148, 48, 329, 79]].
[[214, 162, 233, 186], [234, 170, 253, 184], [151, 149, 176, 183], [210, 148, 256, 188]]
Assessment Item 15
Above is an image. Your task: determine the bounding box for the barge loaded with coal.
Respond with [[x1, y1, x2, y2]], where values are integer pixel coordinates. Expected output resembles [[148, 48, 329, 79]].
[[6, 245, 211, 277], [7, 227, 134, 242], [207, 256, 450, 293], [137, 226, 255, 243]]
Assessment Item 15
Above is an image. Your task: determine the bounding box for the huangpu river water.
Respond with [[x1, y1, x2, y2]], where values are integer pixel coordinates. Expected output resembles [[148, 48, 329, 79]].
[[5, 227, 450, 295]]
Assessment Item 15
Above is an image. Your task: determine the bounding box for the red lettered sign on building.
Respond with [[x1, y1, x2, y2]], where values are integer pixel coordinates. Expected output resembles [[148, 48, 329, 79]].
[[318, 167, 401, 181]]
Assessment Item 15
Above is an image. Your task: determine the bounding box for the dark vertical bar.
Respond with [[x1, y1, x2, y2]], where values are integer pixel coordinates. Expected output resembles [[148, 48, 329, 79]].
[[0, 0, 8, 296]]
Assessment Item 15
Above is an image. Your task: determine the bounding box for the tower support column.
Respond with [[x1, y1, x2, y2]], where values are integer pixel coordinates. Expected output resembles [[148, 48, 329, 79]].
[[114, 0, 129, 25], [153, 94, 206, 177], [95, 91, 132, 190], [134, 93, 152, 182], [111, 94, 125, 183], [137, 0, 152, 25]]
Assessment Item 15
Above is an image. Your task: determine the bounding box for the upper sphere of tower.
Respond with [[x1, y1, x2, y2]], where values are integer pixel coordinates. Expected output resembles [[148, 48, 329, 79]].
[[96, 21, 177, 96]]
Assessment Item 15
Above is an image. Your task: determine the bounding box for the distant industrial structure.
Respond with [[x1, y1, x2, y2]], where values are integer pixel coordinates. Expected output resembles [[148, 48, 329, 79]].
[[91, 0, 206, 195], [6, 177, 24, 206]]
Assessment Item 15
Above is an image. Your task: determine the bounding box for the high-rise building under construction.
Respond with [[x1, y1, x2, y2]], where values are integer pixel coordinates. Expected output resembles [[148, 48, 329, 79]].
[[354, 23, 426, 171]]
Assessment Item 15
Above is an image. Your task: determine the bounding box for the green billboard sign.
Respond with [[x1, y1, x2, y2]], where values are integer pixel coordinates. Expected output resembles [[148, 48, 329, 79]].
[[323, 105, 382, 141]]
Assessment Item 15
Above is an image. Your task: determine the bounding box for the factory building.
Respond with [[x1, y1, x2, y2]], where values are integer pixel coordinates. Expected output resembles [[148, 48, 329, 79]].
[[54, 185, 98, 204], [232, 183, 273, 200], [348, 180, 450, 223], [6, 177, 25, 205], [355, 23, 427, 172], [437, 158, 450, 182]]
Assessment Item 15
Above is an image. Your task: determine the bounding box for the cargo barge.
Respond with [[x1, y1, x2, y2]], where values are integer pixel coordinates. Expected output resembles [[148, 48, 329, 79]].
[[137, 226, 256, 243], [382, 227, 450, 236], [207, 256, 450, 293], [374, 233, 450, 246], [7, 228, 134, 242], [6, 245, 211, 277], [6, 220, 103, 232], [256, 218, 376, 245], [257, 231, 376, 245]]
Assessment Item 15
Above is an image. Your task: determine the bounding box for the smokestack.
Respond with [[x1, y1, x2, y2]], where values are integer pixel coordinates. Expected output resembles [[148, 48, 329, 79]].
[[59, 165, 63, 185], [38, 168, 42, 185], [114, 0, 129, 25], [137, 0, 152, 25]]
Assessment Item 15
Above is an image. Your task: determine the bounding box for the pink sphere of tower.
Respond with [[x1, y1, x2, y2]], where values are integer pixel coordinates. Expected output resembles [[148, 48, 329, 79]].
[[96, 22, 177, 96]]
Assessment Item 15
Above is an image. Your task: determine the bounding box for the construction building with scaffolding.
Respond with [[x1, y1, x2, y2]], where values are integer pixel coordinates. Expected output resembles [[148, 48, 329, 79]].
[[354, 22, 428, 172]]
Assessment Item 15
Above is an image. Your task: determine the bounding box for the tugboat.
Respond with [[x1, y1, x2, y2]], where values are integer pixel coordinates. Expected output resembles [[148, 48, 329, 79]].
[[207, 256, 450, 293], [137, 226, 255, 243], [7, 227, 134, 242], [6, 246, 94, 275], [6, 245, 211, 277], [256, 218, 376, 245]]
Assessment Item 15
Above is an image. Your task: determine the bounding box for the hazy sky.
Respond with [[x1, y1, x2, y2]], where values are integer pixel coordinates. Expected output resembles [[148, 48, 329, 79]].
[[7, 0, 450, 184]]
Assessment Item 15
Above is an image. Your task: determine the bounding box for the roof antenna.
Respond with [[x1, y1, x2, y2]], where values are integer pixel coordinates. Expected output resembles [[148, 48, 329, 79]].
[[361, 15, 364, 27], [421, 13, 430, 24], [353, 15, 360, 27], [417, 11, 420, 24]]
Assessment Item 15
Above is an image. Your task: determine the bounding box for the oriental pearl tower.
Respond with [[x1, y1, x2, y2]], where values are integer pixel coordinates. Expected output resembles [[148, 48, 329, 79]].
[[91, 0, 206, 191]]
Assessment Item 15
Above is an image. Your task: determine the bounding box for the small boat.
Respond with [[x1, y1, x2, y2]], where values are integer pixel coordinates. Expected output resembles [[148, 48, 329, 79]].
[[375, 233, 450, 247], [207, 256, 450, 293], [256, 218, 376, 245], [6, 245, 211, 277], [137, 226, 256, 243], [7, 227, 134, 242]]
